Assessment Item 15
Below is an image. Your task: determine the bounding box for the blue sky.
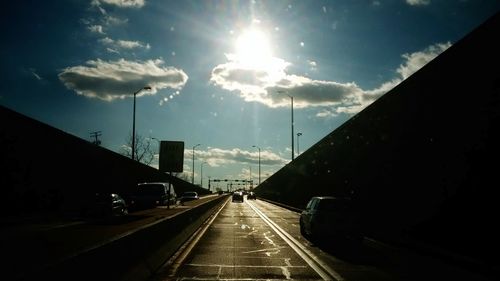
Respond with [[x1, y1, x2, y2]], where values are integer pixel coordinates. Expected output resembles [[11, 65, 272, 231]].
[[1, 0, 499, 188]]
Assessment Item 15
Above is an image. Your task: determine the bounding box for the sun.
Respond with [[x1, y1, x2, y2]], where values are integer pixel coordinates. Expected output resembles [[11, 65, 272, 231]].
[[234, 29, 273, 69]]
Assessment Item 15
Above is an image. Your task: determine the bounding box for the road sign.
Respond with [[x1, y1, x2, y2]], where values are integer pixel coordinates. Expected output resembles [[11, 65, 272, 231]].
[[159, 141, 184, 172]]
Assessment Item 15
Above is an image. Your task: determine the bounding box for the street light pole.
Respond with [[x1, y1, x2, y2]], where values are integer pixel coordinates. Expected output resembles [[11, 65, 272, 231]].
[[277, 90, 294, 161], [201, 161, 207, 187], [290, 95, 294, 161], [297, 133, 301, 155], [131, 86, 151, 161], [192, 143, 201, 185], [152, 137, 161, 167], [252, 145, 261, 186]]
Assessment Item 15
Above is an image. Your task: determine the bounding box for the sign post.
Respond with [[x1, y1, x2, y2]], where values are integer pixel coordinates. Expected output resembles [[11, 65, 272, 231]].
[[159, 141, 184, 209]]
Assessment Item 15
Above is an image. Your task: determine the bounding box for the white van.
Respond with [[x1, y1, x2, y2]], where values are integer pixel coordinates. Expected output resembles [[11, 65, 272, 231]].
[[130, 182, 176, 208]]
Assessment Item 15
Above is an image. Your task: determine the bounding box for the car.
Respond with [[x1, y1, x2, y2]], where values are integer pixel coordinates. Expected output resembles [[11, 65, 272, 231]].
[[299, 196, 362, 243], [86, 192, 128, 217], [179, 191, 199, 204], [130, 182, 176, 209], [247, 191, 257, 200], [232, 191, 244, 202]]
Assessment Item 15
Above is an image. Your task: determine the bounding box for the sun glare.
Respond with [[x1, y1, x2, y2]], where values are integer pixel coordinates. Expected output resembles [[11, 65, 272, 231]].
[[235, 29, 273, 69]]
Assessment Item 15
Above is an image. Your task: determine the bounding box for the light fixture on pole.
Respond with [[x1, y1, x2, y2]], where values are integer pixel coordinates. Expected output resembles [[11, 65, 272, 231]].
[[252, 145, 261, 186], [297, 132, 302, 155], [201, 161, 207, 188], [192, 143, 201, 184], [131, 86, 151, 161]]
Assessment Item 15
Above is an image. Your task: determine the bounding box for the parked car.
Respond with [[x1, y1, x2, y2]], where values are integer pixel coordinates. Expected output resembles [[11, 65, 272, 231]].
[[299, 196, 362, 243], [130, 182, 176, 209], [179, 191, 199, 203], [86, 192, 128, 217], [232, 191, 244, 202], [247, 191, 257, 200]]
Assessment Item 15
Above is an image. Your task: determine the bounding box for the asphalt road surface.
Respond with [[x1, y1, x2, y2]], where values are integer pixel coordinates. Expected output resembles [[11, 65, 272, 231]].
[[149, 197, 493, 281]]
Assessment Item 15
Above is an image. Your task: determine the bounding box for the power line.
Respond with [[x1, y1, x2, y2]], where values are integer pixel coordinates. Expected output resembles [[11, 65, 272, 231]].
[[90, 131, 102, 146]]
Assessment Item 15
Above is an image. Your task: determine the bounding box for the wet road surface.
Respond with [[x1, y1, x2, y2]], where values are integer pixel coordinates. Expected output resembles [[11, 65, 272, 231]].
[[150, 197, 493, 281]]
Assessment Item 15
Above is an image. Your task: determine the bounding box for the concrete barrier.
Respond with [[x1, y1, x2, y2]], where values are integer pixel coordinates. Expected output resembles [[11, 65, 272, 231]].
[[18, 195, 229, 281]]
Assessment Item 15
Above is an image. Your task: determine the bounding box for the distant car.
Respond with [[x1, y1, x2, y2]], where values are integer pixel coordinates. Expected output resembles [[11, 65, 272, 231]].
[[130, 182, 176, 209], [217, 190, 223, 195], [232, 191, 244, 202], [299, 196, 362, 243], [86, 192, 128, 217], [247, 191, 257, 200], [179, 191, 199, 203]]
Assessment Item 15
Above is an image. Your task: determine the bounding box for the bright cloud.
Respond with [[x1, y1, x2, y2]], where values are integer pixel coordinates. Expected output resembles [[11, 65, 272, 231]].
[[95, 0, 145, 8], [211, 42, 451, 117], [406, 0, 431, 6], [88, 24, 105, 34], [397, 42, 451, 79], [188, 147, 286, 167], [99, 37, 150, 51], [59, 58, 188, 101]]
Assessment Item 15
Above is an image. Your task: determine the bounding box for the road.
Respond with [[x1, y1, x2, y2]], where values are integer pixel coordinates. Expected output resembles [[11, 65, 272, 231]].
[[150, 196, 493, 281]]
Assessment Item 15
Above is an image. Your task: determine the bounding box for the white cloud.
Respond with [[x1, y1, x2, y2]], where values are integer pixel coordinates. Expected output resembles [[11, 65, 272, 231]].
[[103, 15, 128, 26], [406, 0, 431, 6], [99, 37, 150, 51], [397, 42, 451, 79], [188, 147, 287, 167], [29, 68, 42, 81], [211, 42, 451, 118], [58, 58, 188, 101], [96, 0, 145, 8], [88, 24, 105, 34]]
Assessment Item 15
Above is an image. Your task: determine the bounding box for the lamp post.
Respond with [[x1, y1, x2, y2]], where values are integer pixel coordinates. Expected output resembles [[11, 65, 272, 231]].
[[152, 137, 161, 167], [290, 95, 294, 161], [252, 145, 261, 186], [297, 132, 302, 155], [192, 143, 201, 184], [277, 90, 294, 161], [201, 161, 207, 187], [131, 86, 151, 161]]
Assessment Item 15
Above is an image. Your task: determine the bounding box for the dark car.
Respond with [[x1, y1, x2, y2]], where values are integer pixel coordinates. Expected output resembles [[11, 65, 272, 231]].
[[86, 192, 128, 217], [179, 191, 199, 204], [232, 191, 244, 202], [130, 182, 176, 209], [247, 191, 257, 200], [299, 196, 362, 243]]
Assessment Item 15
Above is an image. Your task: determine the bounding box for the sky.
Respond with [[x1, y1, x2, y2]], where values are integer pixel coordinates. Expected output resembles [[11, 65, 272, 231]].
[[1, 0, 499, 189]]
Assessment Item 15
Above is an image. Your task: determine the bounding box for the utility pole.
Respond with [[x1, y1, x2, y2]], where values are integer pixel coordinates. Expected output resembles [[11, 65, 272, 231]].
[[90, 131, 102, 145]]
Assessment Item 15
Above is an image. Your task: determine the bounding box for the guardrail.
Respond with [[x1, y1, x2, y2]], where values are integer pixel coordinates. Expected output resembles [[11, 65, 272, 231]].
[[18, 195, 229, 281]]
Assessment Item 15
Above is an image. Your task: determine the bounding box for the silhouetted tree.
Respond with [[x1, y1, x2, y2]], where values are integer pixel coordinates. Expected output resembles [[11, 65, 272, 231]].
[[121, 133, 155, 165]]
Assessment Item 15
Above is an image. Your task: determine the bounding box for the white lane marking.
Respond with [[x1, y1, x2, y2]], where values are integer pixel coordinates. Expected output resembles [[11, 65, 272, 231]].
[[247, 201, 344, 281], [186, 263, 307, 268]]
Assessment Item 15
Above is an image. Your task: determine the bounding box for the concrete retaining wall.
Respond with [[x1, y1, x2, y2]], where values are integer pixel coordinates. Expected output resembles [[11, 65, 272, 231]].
[[18, 196, 228, 281]]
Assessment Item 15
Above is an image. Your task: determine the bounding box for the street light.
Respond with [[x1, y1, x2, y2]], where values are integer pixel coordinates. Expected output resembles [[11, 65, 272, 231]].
[[192, 143, 201, 184], [252, 145, 261, 186], [297, 132, 302, 155], [277, 90, 294, 161], [201, 161, 208, 188], [131, 86, 151, 161]]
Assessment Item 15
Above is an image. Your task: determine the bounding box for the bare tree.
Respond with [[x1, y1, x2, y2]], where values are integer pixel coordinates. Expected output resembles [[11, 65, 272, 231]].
[[121, 133, 155, 165]]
